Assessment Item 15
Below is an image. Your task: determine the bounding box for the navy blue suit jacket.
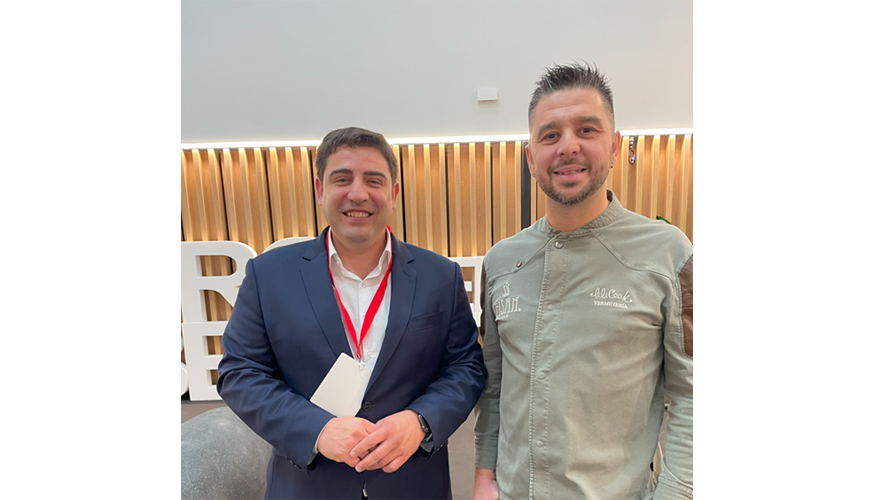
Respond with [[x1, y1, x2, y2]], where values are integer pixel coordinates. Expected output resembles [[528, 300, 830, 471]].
[[217, 229, 486, 499]]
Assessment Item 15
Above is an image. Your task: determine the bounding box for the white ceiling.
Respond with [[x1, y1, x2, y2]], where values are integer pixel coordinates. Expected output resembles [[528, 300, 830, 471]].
[[182, 0, 692, 142]]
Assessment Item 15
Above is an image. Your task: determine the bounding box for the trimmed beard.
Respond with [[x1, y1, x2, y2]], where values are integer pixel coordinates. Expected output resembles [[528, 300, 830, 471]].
[[537, 160, 609, 206]]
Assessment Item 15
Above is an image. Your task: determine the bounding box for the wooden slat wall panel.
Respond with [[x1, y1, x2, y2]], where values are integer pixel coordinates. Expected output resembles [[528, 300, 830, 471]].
[[222, 148, 273, 254], [447, 143, 494, 257], [182, 149, 228, 242], [490, 142, 523, 242], [182, 136, 692, 261], [401, 144, 449, 255], [266, 147, 318, 239]]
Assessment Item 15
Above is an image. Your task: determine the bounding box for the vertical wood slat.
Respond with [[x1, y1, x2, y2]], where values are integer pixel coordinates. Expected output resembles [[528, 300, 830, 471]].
[[447, 142, 494, 256], [402, 145, 418, 247], [447, 143, 469, 256], [222, 148, 273, 254], [401, 144, 448, 255], [514, 142, 523, 235], [658, 135, 675, 225], [529, 139, 547, 224], [435, 144, 448, 256], [389, 145, 405, 241], [449, 143, 464, 257], [423, 144, 433, 251], [267, 147, 317, 239], [479, 144, 492, 254], [680, 135, 693, 241], [631, 135, 645, 214], [491, 141, 523, 242], [646, 136, 661, 219], [607, 136, 629, 204]]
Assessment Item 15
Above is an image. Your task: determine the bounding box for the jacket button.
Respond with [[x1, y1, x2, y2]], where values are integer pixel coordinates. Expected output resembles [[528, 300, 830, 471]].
[[362, 401, 373, 411]]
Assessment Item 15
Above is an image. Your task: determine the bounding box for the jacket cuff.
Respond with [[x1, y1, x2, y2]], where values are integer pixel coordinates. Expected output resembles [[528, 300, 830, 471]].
[[474, 438, 498, 469]]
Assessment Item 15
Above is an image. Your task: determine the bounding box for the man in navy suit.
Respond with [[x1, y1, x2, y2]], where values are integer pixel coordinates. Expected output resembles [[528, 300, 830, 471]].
[[217, 127, 487, 499]]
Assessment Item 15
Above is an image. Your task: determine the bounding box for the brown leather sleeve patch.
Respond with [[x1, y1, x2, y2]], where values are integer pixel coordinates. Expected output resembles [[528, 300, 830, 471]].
[[680, 254, 693, 357]]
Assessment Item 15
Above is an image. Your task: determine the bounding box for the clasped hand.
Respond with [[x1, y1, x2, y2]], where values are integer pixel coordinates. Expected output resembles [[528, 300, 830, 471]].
[[316, 410, 426, 473]]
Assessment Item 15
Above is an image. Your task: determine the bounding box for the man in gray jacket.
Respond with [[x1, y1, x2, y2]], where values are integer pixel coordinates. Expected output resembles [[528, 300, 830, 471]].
[[473, 63, 693, 500]]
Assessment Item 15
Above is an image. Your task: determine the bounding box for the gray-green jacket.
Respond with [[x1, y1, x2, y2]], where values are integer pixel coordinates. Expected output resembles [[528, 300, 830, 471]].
[[474, 192, 693, 500]]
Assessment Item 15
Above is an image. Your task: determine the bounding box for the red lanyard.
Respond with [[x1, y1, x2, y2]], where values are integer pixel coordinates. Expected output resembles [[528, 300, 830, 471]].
[[326, 228, 393, 360]]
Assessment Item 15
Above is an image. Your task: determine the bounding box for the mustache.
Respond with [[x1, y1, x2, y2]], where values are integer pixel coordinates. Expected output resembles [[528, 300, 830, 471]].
[[550, 159, 591, 172], [338, 202, 375, 212]]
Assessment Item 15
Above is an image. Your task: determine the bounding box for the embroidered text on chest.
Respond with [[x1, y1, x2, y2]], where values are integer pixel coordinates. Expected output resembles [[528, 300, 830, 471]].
[[590, 287, 633, 309], [493, 282, 522, 319]]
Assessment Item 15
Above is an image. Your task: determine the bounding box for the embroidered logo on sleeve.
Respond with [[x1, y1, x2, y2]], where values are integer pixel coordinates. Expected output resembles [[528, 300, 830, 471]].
[[493, 282, 521, 318], [590, 288, 633, 309]]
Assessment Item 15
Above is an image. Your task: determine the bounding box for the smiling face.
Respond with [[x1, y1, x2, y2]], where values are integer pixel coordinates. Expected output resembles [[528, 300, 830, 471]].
[[526, 87, 620, 210], [315, 146, 399, 253]]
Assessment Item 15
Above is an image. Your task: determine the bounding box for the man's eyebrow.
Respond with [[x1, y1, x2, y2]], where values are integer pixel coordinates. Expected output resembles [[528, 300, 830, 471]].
[[573, 115, 604, 127], [536, 115, 604, 138], [327, 168, 353, 177], [327, 168, 388, 180], [536, 120, 559, 138]]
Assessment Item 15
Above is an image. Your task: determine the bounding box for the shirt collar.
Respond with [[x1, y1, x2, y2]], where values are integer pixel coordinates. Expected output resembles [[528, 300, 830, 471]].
[[539, 190, 624, 238], [327, 227, 393, 279]]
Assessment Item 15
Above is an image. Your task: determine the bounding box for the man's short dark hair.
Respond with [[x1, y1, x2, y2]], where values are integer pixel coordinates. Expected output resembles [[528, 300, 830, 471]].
[[315, 127, 398, 184], [527, 62, 615, 130]]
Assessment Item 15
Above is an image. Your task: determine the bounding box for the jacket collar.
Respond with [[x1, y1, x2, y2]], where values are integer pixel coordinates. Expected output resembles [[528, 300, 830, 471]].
[[538, 189, 624, 238], [299, 227, 417, 390]]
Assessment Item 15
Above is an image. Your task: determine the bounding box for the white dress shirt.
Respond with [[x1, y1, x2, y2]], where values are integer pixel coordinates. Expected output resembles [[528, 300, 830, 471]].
[[326, 227, 392, 375]]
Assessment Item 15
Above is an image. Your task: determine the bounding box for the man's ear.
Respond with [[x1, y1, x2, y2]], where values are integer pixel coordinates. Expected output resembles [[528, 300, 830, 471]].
[[610, 130, 621, 167], [314, 177, 324, 206], [391, 182, 400, 209]]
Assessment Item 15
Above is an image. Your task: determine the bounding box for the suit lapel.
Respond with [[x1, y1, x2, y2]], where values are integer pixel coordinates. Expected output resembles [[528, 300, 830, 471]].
[[300, 229, 352, 358], [368, 236, 416, 391]]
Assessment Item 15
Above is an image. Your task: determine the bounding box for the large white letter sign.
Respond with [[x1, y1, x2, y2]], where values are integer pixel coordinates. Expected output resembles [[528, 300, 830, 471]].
[[181, 241, 257, 322], [263, 236, 314, 253], [181, 241, 257, 401], [181, 330, 189, 397], [448, 256, 484, 327], [182, 321, 229, 400]]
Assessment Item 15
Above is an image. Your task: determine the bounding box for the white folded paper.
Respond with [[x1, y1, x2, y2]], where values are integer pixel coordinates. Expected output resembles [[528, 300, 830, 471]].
[[310, 353, 372, 417]]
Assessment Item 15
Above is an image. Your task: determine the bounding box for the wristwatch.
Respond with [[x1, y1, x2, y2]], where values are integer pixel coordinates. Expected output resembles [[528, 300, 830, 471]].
[[414, 411, 432, 443]]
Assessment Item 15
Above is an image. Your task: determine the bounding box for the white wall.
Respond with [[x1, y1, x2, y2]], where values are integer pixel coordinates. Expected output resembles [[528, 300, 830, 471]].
[[182, 0, 692, 142]]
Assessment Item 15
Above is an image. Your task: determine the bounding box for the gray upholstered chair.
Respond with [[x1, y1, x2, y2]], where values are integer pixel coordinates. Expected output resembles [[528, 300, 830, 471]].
[[181, 406, 272, 500]]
